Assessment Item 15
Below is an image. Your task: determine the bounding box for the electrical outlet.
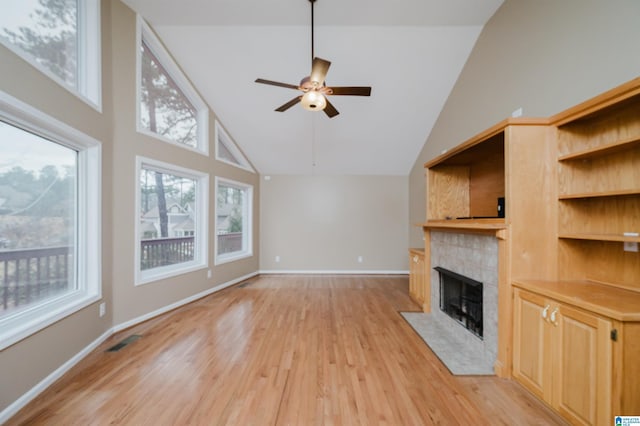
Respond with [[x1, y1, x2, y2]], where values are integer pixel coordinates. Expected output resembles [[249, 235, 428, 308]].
[[99, 302, 106, 318], [207, 269, 212, 279], [624, 232, 639, 252], [357, 256, 363, 263], [511, 107, 523, 117], [275, 255, 280, 263]]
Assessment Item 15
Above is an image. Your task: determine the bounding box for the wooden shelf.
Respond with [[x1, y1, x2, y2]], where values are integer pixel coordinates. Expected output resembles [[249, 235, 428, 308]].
[[559, 233, 640, 243], [558, 189, 640, 200], [513, 279, 640, 322], [422, 219, 507, 238], [559, 135, 640, 161]]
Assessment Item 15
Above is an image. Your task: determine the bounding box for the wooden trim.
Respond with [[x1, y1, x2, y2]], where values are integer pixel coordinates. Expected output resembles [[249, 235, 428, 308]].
[[423, 118, 549, 168], [513, 279, 640, 322], [550, 77, 640, 126]]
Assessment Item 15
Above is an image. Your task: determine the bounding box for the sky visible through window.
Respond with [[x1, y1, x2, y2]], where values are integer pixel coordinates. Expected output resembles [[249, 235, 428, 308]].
[[0, 0, 79, 89]]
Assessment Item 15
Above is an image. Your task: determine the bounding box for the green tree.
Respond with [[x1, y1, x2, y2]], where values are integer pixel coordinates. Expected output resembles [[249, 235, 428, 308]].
[[1, 0, 78, 87], [140, 43, 198, 237]]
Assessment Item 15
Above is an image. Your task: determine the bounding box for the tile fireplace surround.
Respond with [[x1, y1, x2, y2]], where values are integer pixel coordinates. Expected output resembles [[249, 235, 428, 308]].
[[429, 231, 498, 373]]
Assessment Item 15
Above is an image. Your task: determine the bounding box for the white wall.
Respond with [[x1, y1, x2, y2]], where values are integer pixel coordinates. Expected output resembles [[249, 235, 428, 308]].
[[260, 175, 408, 272]]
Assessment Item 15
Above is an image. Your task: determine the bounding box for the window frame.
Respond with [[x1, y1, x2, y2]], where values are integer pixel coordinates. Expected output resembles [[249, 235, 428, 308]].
[[215, 177, 253, 265], [214, 120, 254, 173], [135, 156, 209, 286], [0, 90, 102, 351], [0, 0, 102, 111], [136, 16, 209, 155]]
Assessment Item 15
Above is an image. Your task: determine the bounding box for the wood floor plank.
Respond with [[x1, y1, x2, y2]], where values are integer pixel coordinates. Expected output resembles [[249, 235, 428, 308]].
[[6, 275, 566, 425]]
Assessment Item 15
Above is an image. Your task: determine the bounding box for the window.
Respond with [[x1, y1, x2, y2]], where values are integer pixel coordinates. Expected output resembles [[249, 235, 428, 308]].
[[215, 177, 252, 264], [137, 17, 208, 154], [0, 90, 101, 350], [215, 121, 254, 172], [0, 0, 101, 109], [136, 157, 208, 285]]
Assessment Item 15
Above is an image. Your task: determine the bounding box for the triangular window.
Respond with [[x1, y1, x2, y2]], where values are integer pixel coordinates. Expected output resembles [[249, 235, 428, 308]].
[[215, 121, 254, 172]]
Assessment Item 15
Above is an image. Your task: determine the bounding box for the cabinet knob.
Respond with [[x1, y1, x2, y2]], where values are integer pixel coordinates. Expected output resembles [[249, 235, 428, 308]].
[[542, 305, 550, 320], [550, 307, 559, 326]]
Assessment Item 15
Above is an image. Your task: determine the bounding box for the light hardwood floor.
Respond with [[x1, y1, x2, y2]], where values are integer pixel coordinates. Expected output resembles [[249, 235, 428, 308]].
[[7, 275, 566, 425]]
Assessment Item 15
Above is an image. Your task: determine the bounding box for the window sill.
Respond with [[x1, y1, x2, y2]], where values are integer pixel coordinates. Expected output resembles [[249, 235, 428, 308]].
[[0, 292, 101, 351], [215, 251, 253, 266], [136, 261, 208, 286]]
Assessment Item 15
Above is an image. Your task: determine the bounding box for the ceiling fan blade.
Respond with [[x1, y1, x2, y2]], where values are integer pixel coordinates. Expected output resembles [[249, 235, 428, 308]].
[[275, 96, 302, 112], [329, 86, 372, 96], [255, 78, 299, 90], [323, 98, 339, 118], [310, 57, 331, 86]]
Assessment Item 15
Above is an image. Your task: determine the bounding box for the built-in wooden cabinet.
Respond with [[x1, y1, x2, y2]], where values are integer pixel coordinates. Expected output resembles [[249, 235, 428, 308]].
[[414, 77, 640, 424], [421, 119, 557, 376], [408, 249, 427, 311], [513, 280, 640, 424], [513, 285, 613, 425], [552, 82, 640, 290], [511, 78, 640, 424]]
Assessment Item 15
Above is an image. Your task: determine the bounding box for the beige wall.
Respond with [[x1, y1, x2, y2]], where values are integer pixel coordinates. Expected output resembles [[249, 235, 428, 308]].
[[109, 1, 259, 325], [1, 0, 259, 414], [409, 0, 640, 247], [260, 175, 408, 272]]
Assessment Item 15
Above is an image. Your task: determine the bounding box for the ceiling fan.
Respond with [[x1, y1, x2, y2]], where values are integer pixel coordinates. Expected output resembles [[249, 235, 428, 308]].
[[255, 0, 372, 118]]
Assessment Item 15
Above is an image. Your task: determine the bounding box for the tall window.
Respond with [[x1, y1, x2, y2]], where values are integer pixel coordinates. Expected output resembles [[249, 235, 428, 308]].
[[215, 177, 252, 264], [136, 157, 208, 285], [0, 0, 101, 109], [137, 18, 208, 154], [0, 91, 101, 350]]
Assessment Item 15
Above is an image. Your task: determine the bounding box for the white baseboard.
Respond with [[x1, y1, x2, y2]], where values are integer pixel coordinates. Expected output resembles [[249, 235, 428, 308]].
[[259, 269, 409, 275], [0, 271, 259, 423], [0, 328, 114, 424], [112, 271, 259, 333]]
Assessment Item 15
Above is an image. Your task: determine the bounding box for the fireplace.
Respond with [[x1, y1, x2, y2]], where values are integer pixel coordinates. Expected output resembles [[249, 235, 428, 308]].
[[435, 266, 483, 338]]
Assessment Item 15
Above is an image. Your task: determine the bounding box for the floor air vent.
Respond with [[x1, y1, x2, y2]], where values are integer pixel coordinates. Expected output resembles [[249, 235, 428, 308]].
[[237, 281, 253, 288], [106, 334, 142, 352]]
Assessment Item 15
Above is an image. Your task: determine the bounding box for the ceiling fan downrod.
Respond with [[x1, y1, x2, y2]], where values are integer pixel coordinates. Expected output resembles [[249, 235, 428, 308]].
[[310, 0, 316, 63]]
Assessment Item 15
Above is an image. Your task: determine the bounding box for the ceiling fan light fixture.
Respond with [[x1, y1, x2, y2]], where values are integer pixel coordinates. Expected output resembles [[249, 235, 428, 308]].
[[301, 90, 326, 111]]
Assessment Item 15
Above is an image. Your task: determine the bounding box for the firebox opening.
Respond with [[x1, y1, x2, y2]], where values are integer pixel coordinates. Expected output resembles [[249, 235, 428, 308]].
[[435, 266, 483, 339]]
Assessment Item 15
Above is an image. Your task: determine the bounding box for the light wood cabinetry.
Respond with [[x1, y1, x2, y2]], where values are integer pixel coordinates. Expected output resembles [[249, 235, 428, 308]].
[[421, 119, 557, 376], [513, 280, 640, 424], [408, 248, 427, 311], [551, 79, 640, 291], [415, 77, 640, 424]]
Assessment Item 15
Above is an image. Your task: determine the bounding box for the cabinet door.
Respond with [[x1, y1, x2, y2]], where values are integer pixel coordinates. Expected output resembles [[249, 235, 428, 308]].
[[512, 289, 550, 400], [552, 303, 612, 426]]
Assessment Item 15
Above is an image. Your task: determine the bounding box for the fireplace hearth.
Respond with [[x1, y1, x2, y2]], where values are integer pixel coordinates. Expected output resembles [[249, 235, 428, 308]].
[[435, 266, 483, 338]]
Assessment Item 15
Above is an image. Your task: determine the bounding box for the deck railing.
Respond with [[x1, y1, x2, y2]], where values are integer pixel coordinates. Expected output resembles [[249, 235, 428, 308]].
[[2, 233, 245, 312], [217, 232, 242, 254], [140, 236, 195, 270], [0, 246, 72, 312]]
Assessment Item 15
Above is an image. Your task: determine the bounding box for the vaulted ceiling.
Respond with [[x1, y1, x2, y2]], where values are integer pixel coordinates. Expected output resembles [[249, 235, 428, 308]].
[[122, 0, 503, 175]]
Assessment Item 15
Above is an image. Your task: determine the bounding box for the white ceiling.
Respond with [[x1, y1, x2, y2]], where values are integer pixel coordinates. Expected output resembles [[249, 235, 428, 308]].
[[122, 0, 503, 175]]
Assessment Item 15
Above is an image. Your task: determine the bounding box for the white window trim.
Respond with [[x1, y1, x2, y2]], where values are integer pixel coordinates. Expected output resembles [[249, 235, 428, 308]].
[[135, 16, 209, 156], [135, 156, 209, 286], [0, 90, 102, 351], [215, 177, 253, 265], [0, 0, 102, 111], [214, 120, 254, 173]]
